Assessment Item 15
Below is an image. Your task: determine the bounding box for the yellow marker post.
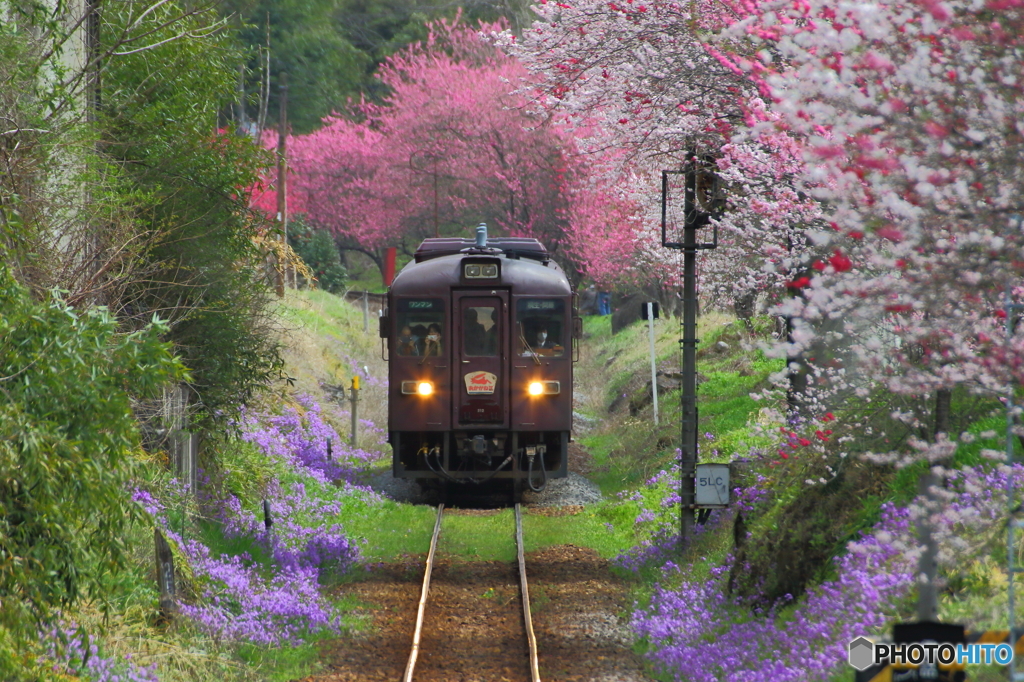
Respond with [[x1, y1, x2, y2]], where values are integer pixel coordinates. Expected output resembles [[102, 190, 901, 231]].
[[349, 376, 360, 447]]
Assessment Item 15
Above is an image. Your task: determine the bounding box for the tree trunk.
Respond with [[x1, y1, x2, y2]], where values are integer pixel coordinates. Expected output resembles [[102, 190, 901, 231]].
[[734, 289, 757, 330]]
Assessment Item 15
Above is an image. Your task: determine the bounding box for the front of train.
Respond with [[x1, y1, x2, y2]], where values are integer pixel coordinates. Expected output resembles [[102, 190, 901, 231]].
[[382, 225, 578, 491]]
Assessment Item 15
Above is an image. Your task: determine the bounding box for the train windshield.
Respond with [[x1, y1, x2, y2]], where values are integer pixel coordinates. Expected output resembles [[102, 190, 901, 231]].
[[396, 298, 445, 357], [516, 299, 566, 358], [463, 305, 498, 357]]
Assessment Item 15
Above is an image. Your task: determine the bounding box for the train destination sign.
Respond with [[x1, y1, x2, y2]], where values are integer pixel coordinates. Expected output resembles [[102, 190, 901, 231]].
[[464, 371, 497, 395], [398, 298, 443, 312]]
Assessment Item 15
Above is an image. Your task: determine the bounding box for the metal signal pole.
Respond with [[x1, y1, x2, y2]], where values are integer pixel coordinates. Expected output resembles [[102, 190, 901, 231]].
[[662, 155, 723, 548], [680, 206, 699, 544]]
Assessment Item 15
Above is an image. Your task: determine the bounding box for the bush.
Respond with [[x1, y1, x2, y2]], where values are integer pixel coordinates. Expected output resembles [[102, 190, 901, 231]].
[[290, 223, 348, 294], [100, 1, 283, 425], [0, 267, 185, 644]]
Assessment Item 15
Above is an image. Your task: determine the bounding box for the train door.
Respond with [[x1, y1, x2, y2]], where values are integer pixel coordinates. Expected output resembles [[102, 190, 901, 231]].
[[452, 292, 508, 428]]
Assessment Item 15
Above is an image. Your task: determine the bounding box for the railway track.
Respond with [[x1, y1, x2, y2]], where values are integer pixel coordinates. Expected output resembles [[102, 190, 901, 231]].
[[403, 503, 541, 682]]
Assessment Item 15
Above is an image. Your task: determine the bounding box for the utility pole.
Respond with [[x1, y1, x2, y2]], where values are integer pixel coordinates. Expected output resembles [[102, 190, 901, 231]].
[[915, 387, 950, 622], [409, 150, 441, 238], [785, 231, 810, 416], [1005, 278, 1024, 681], [661, 156, 722, 548], [680, 216, 699, 543], [275, 73, 288, 298]]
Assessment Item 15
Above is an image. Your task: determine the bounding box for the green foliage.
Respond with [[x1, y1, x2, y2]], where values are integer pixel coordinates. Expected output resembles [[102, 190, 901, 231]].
[[289, 222, 348, 293], [728, 460, 889, 604], [212, 435, 283, 506], [235, 639, 325, 682], [233, 0, 371, 134], [0, 267, 185, 639], [577, 313, 781, 493], [100, 0, 284, 423], [0, 625, 67, 682], [228, 0, 537, 134], [438, 511, 518, 562], [523, 507, 637, 560]]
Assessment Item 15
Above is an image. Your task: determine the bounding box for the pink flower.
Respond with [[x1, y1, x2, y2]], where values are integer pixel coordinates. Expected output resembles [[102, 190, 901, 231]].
[[876, 226, 904, 242]]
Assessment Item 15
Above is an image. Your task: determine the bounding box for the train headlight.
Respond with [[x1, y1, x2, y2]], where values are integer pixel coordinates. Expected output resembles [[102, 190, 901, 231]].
[[527, 381, 560, 396], [401, 380, 435, 396]]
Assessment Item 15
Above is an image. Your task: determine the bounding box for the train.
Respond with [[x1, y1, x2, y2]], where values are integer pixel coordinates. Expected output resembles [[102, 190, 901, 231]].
[[380, 225, 578, 492]]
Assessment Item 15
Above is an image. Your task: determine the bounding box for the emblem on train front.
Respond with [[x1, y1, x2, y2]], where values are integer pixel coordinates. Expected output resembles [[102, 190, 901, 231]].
[[464, 371, 497, 395]]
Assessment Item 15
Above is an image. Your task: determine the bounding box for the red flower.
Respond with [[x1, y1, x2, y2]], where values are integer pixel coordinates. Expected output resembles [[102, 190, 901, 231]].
[[798, 438, 812, 446], [812, 260, 826, 271], [829, 249, 852, 272], [787, 276, 811, 289]]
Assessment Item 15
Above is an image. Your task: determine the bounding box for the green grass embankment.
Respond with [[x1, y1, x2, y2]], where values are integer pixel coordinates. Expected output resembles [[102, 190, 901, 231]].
[[575, 311, 783, 493]]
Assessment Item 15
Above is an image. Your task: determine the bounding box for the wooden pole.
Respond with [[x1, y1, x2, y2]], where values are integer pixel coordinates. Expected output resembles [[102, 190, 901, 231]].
[[350, 376, 359, 447], [648, 302, 659, 426], [363, 291, 369, 332], [155, 529, 176, 620], [275, 73, 288, 297]]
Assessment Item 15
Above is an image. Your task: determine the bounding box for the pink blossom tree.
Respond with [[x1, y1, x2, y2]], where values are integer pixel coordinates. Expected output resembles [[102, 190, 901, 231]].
[[269, 18, 632, 280], [705, 0, 1024, 424], [512, 0, 1024, 422], [502, 0, 823, 311]]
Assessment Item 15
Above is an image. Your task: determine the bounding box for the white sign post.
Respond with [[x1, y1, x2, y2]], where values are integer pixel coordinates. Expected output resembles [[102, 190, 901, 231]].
[[695, 463, 730, 507], [648, 302, 658, 426]]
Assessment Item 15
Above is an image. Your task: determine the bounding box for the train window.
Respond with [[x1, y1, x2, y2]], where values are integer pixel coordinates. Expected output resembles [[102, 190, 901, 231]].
[[396, 298, 444, 356], [516, 299, 566, 358], [463, 306, 498, 357]]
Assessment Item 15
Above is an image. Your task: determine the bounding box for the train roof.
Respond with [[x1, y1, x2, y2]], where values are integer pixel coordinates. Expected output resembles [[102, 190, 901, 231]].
[[392, 239, 570, 297], [414, 237, 548, 264]]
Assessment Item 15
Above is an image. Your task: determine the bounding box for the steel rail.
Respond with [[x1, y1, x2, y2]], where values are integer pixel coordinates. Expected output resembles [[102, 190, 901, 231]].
[[403, 503, 444, 682], [516, 503, 542, 682]]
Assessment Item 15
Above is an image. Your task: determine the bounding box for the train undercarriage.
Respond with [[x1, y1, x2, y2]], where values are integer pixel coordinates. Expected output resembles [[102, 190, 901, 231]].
[[391, 430, 567, 491]]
